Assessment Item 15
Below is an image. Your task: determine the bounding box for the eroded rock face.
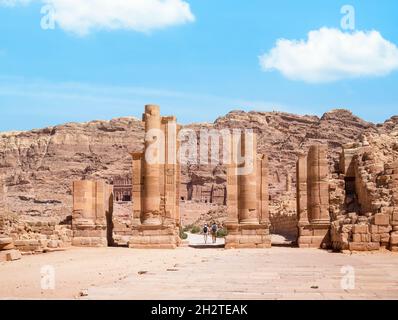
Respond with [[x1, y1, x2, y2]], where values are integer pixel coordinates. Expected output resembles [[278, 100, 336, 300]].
[[0, 108, 394, 240], [0, 117, 143, 219]]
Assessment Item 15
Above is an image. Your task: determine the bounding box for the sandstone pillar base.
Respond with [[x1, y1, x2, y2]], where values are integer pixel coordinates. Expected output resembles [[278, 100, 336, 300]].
[[72, 219, 108, 247], [129, 225, 181, 249], [225, 223, 271, 249], [298, 221, 330, 249]]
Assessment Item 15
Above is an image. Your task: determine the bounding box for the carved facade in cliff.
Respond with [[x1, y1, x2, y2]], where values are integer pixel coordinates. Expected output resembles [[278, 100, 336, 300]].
[[181, 182, 226, 205], [113, 176, 132, 202]]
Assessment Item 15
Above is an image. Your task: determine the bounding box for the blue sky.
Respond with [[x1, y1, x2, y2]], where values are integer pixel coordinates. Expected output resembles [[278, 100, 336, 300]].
[[0, 0, 397, 131]]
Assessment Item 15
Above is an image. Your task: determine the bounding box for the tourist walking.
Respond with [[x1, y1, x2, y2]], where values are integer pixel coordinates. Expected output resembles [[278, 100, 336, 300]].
[[211, 222, 218, 244], [203, 223, 209, 244]]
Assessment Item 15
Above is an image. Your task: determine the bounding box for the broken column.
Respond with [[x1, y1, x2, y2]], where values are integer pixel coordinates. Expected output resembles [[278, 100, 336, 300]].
[[129, 105, 181, 249], [225, 132, 271, 249], [297, 145, 331, 248], [72, 180, 113, 247]]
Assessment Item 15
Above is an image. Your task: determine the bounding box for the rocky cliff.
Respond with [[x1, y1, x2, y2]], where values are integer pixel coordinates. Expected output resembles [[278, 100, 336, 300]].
[[0, 108, 396, 223]]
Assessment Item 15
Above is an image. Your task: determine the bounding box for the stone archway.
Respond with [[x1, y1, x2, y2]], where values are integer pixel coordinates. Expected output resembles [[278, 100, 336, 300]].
[[128, 105, 272, 249]]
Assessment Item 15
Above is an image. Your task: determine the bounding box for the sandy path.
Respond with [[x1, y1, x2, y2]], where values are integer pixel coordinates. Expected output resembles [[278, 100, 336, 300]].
[[1, 246, 398, 300], [0, 247, 219, 299]]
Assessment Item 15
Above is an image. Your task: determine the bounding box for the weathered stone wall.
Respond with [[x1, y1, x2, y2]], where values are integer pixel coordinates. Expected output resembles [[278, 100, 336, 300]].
[[270, 213, 298, 239], [354, 148, 381, 214], [330, 130, 398, 252]]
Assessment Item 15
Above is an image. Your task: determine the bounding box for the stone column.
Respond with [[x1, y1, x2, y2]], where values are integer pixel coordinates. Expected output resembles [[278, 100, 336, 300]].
[[226, 133, 239, 224], [296, 154, 308, 224], [297, 145, 330, 249], [238, 132, 258, 224], [72, 180, 113, 247], [73, 180, 95, 220], [142, 105, 162, 225], [307, 144, 330, 223], [132, 153, 143, 224], [95, 180, 108, 226], [129, 105, 180, 249], [258, 154, 270, 224], [225, 132, 271, 249], [161, 116, 179, 224]]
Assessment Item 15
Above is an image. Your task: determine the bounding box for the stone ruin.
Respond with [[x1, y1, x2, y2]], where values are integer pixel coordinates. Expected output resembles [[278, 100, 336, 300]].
[[329, 140, 398, 252], [68, 106, 398, 252], [72, 180, 113, 247], [1, 104, 397, 257], [297, 145, 331, 248], [129, 105, 181, 249]]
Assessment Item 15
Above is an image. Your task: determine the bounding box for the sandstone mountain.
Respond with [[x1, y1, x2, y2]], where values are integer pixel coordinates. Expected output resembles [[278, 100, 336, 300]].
[[0, 109, 396, 223]]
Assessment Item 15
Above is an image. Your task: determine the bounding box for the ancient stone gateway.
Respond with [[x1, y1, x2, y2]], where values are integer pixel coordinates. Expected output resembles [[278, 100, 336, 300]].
[[70, 105, 337, 250]]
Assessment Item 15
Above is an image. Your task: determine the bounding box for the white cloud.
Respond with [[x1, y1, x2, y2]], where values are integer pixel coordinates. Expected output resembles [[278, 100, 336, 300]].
[[1, 0, 195, 35], [259, 27, 398, 83]]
